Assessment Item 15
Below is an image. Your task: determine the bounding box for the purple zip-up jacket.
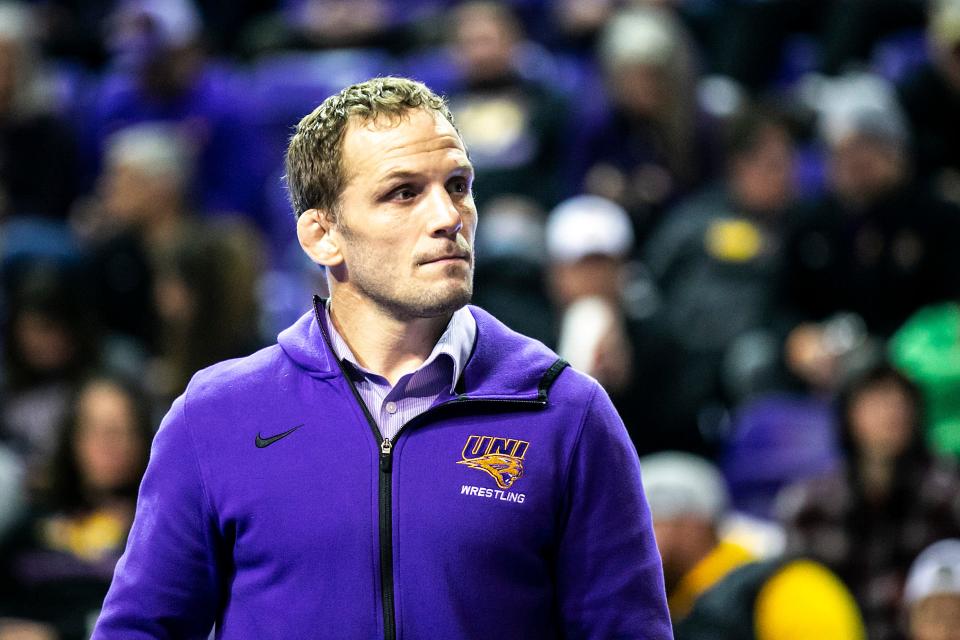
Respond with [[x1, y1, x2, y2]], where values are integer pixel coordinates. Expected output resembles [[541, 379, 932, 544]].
[[93, 301, 672, 639]]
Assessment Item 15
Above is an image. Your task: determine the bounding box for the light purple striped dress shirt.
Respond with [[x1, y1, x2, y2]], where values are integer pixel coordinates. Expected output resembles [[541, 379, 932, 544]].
[[324, 304, 477, 440]]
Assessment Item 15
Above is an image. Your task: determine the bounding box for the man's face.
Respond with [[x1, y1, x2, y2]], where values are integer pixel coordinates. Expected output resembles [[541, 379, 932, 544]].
[[329, 108, 477, 320], [848, 380, 916, 462], [652, 515, 716, 592], [829, 134, 905, 208], [609, 63, 668, 118], [101, 161, 177, 227], [911, 594, 960, 640], [75, 382, 144, 492], [455, 9, 515, 81], [730, 126, 795, 214], [548, 255, 623, 308]]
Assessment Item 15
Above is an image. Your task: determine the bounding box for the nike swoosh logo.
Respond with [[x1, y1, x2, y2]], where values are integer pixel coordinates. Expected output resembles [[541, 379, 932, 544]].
[[256, 425, 303, 448]]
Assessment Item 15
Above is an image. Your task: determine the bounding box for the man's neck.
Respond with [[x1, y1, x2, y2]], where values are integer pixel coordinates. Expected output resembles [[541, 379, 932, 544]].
[[328, 289, 453, 386]]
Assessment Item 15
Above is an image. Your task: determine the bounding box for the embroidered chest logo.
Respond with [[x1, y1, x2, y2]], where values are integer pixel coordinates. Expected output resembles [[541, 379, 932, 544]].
[[457, 435, 530, 489]]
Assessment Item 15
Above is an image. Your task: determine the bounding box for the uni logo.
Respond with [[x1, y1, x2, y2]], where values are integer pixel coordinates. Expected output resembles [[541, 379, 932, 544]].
[[457, 435, 530, 489]]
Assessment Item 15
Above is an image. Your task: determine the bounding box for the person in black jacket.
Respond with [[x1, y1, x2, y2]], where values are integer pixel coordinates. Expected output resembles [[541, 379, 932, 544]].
[[899, 1, 960, 207], [781, 77, 960, 338]]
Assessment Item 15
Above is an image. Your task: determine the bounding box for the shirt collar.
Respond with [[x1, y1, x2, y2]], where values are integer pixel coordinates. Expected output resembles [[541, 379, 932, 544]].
[[324, 301, 477, 393]]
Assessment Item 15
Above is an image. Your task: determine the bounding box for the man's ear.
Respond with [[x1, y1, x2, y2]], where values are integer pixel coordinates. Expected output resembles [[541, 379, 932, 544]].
[[297, 208, 343, 267]]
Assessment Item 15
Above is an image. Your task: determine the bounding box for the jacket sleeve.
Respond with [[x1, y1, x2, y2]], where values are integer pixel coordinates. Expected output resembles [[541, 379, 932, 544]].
[[92, 394, 221, 639], [555, 383, 674, 639]]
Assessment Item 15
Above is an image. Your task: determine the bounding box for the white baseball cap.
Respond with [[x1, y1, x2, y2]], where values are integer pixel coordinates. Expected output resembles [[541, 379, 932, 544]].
[[905, 539, 960, 604], [545, 195, 634, 263], [639, 451, 729, 523]]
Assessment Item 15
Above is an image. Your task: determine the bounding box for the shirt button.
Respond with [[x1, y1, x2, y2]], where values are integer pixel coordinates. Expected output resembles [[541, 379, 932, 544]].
[[385, 401, 398, 414]]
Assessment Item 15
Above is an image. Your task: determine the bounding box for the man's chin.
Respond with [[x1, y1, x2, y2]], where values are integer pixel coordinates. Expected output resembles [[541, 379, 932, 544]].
[[418, 285, 472, 318], [398, 280, 473, 319]]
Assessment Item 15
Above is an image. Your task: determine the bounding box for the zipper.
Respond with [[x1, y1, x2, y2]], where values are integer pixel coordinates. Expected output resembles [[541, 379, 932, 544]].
[[372, 397, 542, 640], [378, 436, 395, 639]]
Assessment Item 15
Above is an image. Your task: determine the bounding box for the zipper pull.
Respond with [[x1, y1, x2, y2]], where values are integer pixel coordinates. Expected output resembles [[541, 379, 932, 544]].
[[380, 437, 393, 473]]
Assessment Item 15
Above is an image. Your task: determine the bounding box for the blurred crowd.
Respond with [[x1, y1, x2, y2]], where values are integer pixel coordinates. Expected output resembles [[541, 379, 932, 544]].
[[1, 0, 960, 638]]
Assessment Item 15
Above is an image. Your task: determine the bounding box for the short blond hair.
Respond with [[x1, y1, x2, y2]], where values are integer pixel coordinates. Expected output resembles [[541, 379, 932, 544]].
[[285, 77, 457, 219]]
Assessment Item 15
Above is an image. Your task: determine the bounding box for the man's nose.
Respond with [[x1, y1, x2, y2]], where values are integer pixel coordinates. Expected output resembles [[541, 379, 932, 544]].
[[426, 186, 463, 237]]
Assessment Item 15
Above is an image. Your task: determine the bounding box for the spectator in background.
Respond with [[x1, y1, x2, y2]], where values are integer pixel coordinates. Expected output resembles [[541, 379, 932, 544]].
[[81, 122, 195, 355], [189, 0, 279, 56], [88, 0, 269, 224], [904, 539, 960, 640], [549, 0, 718, 60], [1, 266, 101, 491], [890, 299, 960, 460], [640, 451, 866, 639], [444, 1, 568, 212], [263, 0, 392, 51], [778, 364, 960, 640], [713, 0, 926, 93], [640, 451, 756, 622], [573, 5, 713, 238], [545, 194, 696, 455], [550, 0, 616, 52], [31, 0, 115, 67], [900, 0, 960, 207], [0, 375, 151, 640], [644, 107, 796, 411], [76, 120, 265, 412], [149, 219, 266, 406], [0, 1, 79, 220], [781, 73, 960, 338], [721, 311, 878, 521]]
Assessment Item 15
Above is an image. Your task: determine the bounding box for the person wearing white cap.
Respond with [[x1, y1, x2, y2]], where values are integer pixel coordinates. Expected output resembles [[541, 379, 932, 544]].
[[639, 451, 755, 621], [641, 451, 867, 639], [546, 195, 636, 391], [905, 539, 960, 640], [546, 194, 635, 309], [545, 195, 696, 455]]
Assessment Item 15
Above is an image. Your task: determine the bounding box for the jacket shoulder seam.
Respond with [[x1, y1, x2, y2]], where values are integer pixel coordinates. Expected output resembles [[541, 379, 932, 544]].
[[181, 384, 220, 530], [557, 380, 601, 513]]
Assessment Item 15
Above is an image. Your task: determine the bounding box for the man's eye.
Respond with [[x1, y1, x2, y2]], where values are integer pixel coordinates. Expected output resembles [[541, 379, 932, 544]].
[[448, 178, 469, 194], [392, 186, 417, 200]]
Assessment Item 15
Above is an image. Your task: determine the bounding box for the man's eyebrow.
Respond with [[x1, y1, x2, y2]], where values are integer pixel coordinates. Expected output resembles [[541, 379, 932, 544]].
[[377, 169, 420, 184], [377, 164, 474, 184]]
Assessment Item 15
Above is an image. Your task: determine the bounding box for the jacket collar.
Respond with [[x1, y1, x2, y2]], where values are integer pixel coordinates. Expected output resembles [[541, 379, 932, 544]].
[[277, 297, 564, 401], [323, 299, 476, 395]]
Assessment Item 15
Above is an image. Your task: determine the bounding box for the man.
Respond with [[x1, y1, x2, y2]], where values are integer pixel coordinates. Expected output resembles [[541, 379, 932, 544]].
[[84, 122, 193, 352], [781, 72, 960, 337], [639, 451, 866, 639], [92, 77, 671, 638], [544, 194, 695, 456], [905, 539, 960, 640]]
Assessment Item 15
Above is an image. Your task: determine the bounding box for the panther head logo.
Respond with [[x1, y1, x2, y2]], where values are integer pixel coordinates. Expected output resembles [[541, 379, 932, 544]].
[[457, 454, 524, 489]]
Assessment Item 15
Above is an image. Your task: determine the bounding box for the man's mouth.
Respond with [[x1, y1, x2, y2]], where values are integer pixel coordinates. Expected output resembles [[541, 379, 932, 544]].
[[420, 253, 470, 265]]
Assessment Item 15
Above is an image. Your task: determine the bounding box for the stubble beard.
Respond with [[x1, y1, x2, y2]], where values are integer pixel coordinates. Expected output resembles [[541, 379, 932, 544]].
[[339, 225, 474, 321], [358, 261, 473, 321]]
